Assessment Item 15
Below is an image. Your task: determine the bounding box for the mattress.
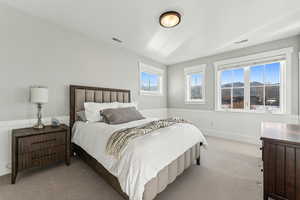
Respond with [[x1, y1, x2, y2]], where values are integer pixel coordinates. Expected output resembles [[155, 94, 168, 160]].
[[72, 119, 206, 200], [143, 143, 201, 200]]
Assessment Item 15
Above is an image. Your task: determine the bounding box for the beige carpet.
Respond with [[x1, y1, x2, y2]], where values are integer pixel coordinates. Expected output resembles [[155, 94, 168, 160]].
[[0, 137, 263, 200]]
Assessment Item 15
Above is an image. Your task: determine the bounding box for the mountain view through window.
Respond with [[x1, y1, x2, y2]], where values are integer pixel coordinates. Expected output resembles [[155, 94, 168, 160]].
[[220, 62, 281, 111], [250, 62, 280, 111]]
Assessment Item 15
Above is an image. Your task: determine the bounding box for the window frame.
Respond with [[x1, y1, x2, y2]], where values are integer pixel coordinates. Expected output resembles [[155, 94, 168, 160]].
[[184, 65, 206, 104], [214, 47, 293, 114], [139, 62, 164, 96], [219, 67, 246, 111]]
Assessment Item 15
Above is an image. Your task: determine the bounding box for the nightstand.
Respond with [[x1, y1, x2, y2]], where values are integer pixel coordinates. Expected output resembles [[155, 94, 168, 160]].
[[11, 124, 70, 184]]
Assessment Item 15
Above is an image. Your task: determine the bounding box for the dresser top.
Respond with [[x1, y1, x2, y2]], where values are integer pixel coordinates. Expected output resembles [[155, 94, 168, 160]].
[[12, 124, 68, 137], [261, 122, 300, 144]]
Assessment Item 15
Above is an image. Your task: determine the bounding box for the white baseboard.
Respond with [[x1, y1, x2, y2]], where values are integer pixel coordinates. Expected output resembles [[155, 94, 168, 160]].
[[202, 129, 260, 145], [0, 162, 10, 176]]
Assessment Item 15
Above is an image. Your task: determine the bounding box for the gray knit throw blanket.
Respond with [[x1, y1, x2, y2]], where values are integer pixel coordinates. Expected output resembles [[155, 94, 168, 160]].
[[106, 117, 190, 158]]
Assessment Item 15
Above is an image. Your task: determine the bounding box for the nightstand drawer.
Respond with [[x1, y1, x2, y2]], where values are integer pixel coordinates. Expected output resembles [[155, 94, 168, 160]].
[[18, 131, 66, 154], [18, 145, 66, 170]]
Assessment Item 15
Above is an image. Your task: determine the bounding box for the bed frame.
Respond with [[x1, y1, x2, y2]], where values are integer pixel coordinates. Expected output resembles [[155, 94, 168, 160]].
[[69, 85, 201, 200]]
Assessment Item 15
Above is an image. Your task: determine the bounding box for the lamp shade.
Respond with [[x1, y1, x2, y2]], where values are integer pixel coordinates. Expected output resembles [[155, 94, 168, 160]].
[[30, 87, 48, 104]]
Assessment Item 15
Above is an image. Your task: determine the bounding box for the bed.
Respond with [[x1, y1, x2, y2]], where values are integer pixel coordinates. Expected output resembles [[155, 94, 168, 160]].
[[69, 85, 207, 200]]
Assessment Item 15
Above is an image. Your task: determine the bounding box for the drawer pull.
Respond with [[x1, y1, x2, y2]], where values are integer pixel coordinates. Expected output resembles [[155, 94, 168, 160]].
[[32, 152, 57, 160], [31, 138, 57, 145]]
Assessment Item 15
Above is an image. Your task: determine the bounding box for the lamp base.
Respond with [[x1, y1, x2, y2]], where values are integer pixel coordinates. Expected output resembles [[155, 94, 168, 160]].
[[33, 123, 45, 129], [33, 103, 45, 129]]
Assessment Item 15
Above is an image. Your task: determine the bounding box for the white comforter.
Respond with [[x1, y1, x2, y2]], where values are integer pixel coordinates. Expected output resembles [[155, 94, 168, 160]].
[[72, 118, 207, 200]]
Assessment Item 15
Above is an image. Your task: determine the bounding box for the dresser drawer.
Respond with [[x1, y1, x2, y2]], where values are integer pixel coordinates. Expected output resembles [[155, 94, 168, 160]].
[[18, 145, 66, 170], [18, 131, 66, 154]]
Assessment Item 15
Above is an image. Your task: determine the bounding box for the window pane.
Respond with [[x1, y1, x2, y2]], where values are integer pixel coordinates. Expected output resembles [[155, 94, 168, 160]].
[[141, 72, 159, 91], [221, 70, 232, 88], [250, 65, 264, 86], [265, 86, 280, 108], [141, 72, 150, 90], [191, 85, 202, 99], [190, 74, 202, 86], [218, 61, 283, 112], [232, 88, 244, 109], [250, 87, 264, 110], [190, 74, 203, 100], [221, 89, 231, 108], [265, 62, 280, 85], [149, 73, 159, 91], [232, 68, 244, 87]]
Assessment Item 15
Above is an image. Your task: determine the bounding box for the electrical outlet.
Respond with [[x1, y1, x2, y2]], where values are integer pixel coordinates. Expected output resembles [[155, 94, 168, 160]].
[[210, 121, 214, 127]]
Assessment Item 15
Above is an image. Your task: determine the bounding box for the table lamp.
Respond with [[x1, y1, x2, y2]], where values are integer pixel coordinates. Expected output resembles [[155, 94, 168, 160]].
[[30, 86, 48, 129]]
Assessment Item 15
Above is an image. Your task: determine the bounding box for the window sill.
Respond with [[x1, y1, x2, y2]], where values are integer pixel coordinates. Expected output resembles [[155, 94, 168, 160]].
[[215, 109, 286, 115], [185, 100, 205, 104]]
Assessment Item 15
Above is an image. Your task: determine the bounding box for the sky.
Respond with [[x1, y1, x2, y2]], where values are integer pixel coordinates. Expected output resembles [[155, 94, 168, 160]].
[[190, 74, 202, 86], [141, 72, 158, 88], [221, 62, 280, 86]]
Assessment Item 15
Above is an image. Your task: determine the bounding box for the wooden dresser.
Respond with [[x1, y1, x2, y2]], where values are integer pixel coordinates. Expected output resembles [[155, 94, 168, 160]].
[[11, 125, 70, 184], [261, 122, 300, 200]]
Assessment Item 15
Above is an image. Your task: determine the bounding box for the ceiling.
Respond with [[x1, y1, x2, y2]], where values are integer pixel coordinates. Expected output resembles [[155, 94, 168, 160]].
[[1, 0, 300, 65]]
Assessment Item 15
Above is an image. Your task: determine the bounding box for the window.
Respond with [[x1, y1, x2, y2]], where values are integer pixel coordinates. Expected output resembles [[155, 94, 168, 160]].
[[220, 68, 244, 109], [215, 47, 293, 114], [139, 62, 163, 95], [185, 65, 206, 103], [250, 63, 281, 111]]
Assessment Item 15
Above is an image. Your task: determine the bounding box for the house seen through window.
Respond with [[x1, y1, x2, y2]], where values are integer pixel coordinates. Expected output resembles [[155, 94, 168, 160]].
[[219, 61, 283, 113]]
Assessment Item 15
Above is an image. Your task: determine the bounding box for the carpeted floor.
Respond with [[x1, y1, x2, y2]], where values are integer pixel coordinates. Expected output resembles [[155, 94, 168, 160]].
[[0, 137, 263, 200]]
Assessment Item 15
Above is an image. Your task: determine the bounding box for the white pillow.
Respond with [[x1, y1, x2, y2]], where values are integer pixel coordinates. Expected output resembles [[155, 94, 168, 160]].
[[117, 102, 138, 109], [84, 102, 119, 122]]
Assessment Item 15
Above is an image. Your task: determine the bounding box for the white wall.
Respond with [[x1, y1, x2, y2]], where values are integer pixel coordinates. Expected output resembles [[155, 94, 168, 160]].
[[167, 36, 300, 145], [0, 4, 168, 176], [168, 36, 300, 112], [0, 3, 167, 121]]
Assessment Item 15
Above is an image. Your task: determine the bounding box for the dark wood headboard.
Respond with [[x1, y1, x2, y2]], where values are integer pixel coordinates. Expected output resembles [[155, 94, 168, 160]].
[[69, 85, 131, 129]]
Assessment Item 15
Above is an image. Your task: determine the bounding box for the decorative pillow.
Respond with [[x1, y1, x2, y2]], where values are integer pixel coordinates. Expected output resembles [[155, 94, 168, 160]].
[[101, 107, 145, 125], [76, 111, 87, 122], [84, 102, 119, 122]]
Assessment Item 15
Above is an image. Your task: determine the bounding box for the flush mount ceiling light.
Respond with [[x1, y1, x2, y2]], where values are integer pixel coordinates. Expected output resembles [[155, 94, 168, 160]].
[[159, 11, 181, 28]]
